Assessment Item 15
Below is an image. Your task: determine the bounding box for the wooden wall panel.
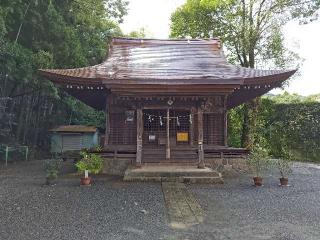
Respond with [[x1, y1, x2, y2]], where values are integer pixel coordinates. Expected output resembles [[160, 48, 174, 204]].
[[203, 113, 224, 146]]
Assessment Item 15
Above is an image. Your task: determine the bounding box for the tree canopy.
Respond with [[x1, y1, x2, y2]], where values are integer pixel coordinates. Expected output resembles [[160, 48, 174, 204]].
[[171, 0, 320, 68], [126, 27, 152, 38], [0, 0, 127, 152]]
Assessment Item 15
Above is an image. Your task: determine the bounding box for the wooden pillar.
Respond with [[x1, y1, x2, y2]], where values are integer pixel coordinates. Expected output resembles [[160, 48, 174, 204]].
[[197, 107, 205, 168], [224, 110, 228, 146], [223, 95, 228, 146], [189, 107, 196, 146], [166, 108, 170, 160], [104, 95, 111, 149], [136, 108, 143, 167]]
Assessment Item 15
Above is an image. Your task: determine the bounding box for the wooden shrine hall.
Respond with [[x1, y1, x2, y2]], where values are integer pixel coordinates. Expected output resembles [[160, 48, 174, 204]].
[[40, 38, 296, 175]]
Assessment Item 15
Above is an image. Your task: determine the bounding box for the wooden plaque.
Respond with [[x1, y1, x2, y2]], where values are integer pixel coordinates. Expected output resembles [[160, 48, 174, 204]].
[[177, 132, 189, 142]]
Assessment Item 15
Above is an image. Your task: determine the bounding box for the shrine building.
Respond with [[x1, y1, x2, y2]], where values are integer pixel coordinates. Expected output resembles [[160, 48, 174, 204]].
[[39, 38, 296, 179]]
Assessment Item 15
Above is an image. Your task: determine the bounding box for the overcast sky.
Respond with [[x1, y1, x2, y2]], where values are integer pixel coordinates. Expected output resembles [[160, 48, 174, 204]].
[[120, 0, 320, 96]]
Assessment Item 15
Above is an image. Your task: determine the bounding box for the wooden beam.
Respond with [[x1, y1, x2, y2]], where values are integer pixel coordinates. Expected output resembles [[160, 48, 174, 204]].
[[105, 84, 240, 89], [104, 94, 111, 148], [197, 107, 205, 168], [190, 107, 196, 146], [224, 95, 228, 146], [136, 108, 143, 167], [111, 88, 235, 94]]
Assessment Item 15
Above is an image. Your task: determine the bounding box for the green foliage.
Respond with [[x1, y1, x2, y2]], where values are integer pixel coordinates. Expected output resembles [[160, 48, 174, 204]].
[[276, 158, 293, 178], [228, 106, 243, 147], [171, 0, 319, 69], [64, 96, 106, 129], [45, 159, 60, 178], [270, 102, 320, 161], [127, 27, 149, 38], [246, 147, 270, 177], [0, 0, 127, 150], [229, 93, 320, 162], [75, 151, 103, 174]]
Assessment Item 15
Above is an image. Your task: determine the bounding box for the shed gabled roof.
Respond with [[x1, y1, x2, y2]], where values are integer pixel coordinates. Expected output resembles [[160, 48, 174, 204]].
[[39, 37, 296, 109]]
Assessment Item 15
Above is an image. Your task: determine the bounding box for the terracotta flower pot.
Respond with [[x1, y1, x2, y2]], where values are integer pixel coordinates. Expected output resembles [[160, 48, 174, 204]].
[[279, 177, 289, 186], [253, 176, 263, 186], [80, 177, 92, 186], [46, 176, 57, 185]]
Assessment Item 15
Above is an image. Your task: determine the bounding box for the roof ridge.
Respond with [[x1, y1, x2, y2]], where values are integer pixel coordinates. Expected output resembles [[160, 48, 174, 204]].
[[111, 37, 221, 46], [112, 37, 220, 41]]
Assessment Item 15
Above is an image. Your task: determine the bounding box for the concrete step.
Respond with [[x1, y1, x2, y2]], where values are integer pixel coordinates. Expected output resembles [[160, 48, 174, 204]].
[[123, 166, 223, 184], [124, 176, 224, 184]]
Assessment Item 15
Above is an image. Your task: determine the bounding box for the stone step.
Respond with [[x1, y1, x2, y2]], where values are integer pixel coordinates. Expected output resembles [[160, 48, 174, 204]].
[[123, 166, 223, 184], [143, 156, 198, 161], [124, 176, 223, 184], [143, 152, 197, 156], [143, 151, 198, 158], [125, 170, 219, 178], [143, 148, 197, 152]]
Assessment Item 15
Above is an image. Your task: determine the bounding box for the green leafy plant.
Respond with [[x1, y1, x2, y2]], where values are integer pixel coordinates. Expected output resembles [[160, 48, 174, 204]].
[[246, 147, 270, 177], [90, 145, 103, 152], [276, 158, 293, 178], [75, 151, 103, 175], [45, 159, 60, 179]]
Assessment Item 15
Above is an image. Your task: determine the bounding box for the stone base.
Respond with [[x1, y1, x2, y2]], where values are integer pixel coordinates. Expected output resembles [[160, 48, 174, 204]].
[[102, 157, 248, 177], [123, 165, 223, 184]]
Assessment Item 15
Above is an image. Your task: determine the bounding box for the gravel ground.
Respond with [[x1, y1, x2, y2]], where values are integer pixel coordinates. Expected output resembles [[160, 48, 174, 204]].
[[1, 160, 320, 240], [183, 162, 320, 240], [0, 160, 173, 240]]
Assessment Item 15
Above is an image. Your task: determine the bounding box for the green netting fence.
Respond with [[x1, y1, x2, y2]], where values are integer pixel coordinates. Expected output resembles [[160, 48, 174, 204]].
[[0, 145, 29, 166]]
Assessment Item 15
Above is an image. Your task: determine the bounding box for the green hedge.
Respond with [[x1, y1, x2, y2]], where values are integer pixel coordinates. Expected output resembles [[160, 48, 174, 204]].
[[229, 96, 320, 162]]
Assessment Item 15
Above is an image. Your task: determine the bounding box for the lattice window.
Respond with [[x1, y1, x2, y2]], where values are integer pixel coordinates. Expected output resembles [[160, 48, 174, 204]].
[[203, 113, 224, 145], [143, 109, 191, 145], [143, 110, 166, 145], [109, 112, 136, 145]]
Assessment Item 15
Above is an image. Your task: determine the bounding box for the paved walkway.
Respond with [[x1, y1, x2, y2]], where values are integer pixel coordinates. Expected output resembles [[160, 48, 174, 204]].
[[161, 182, 203, 229]]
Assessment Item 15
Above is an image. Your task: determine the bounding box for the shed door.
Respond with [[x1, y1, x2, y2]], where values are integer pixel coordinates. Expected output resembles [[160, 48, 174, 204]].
[[62, 134, 82, 151]]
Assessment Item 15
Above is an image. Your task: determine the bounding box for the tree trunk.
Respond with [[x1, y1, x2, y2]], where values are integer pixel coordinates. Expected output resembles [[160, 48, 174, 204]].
[[22, 95, 32, 144], [240, 47, 260, 150], [16, 97, 26, 141], [33, 93, 42, 147]]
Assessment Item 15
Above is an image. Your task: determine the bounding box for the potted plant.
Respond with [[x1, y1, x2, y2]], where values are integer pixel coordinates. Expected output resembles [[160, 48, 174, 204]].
[[45, 159, 60, 185], [246, 147, 270, 186], [276, 158, 292, 186], [75, 151, 103, 186]]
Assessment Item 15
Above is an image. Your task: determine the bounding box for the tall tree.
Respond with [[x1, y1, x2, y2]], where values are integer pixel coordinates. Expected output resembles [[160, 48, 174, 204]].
[[171, 0, 320, 149]]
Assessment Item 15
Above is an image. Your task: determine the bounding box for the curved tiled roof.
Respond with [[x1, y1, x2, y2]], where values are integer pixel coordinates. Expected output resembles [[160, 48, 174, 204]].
[[39, 37, 296, 108], [40, 37, 295, 85]]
